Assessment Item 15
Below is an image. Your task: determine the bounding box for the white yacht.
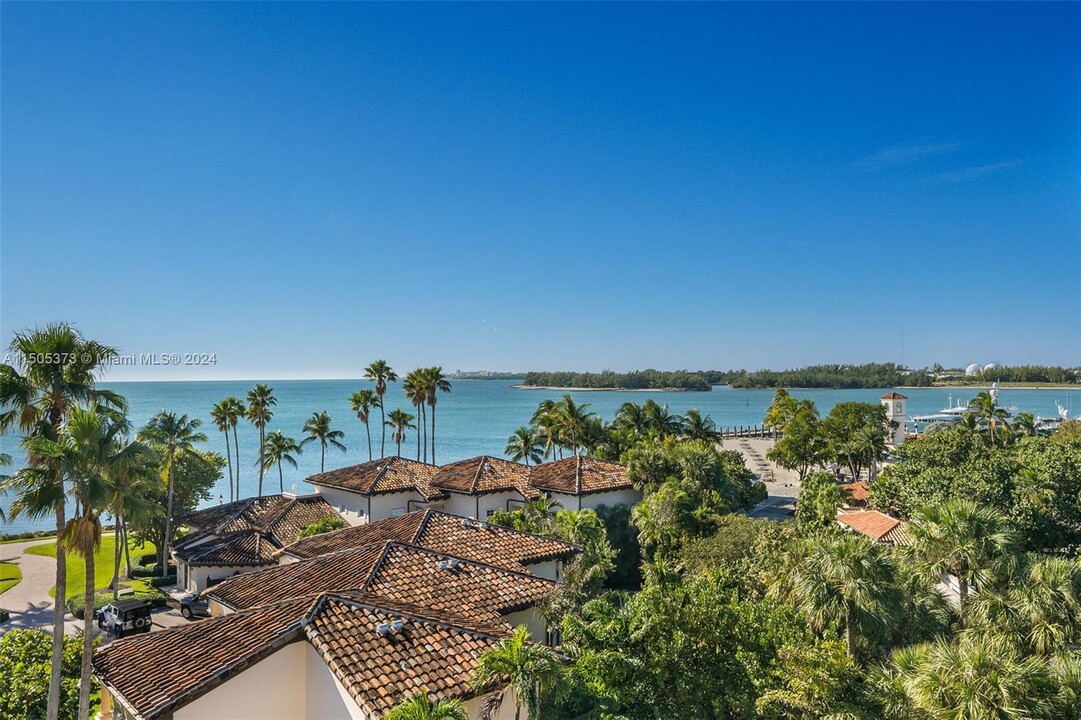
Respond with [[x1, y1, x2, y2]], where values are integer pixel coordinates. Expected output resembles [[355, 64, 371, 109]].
[[910, 394, 971, 429]]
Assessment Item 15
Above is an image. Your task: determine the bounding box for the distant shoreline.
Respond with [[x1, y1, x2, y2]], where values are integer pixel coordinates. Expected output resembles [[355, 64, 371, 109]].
[[513, 385, 700, 392]]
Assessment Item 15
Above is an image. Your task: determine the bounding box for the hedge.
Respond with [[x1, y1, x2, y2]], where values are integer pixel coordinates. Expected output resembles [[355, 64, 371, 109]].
[[137, 552, 157, 567], [65, 590, 167, 620], [149, 575, 178, 589]]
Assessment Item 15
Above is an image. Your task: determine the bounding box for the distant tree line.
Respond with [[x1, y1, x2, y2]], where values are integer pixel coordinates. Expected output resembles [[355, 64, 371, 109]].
[[728, 362, 933, 389], [522, 370, 714, 391], [969, 365, 1080, 384]]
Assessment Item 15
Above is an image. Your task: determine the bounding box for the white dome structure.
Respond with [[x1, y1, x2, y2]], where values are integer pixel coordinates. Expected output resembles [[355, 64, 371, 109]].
[[965, 363, 982, 376], [983, 363, 1000, 373]]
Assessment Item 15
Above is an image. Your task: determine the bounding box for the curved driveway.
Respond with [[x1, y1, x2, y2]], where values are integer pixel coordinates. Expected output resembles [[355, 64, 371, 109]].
[[0, 539, 81, 635]]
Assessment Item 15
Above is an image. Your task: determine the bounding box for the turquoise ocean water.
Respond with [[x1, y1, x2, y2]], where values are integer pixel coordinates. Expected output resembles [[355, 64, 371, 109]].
[[2, 380, 1078, 533]]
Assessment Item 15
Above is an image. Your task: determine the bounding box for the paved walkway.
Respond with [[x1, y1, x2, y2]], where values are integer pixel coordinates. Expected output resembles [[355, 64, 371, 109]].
[[730, 437, 802, 521]]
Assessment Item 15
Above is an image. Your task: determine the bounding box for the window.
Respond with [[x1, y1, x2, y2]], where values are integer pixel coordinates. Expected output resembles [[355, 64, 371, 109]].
[[485, 508, 497, 518], [546, 627, 563, 647], [391, 507, 406, 517]]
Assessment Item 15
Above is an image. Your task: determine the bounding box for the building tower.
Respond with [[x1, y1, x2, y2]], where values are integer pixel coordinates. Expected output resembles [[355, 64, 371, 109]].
[[880, 392, 907, 446]]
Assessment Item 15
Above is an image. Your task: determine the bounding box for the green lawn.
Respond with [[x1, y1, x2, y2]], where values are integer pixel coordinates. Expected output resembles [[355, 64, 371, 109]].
[[0, 561, 22, 595], [25, 537, 156, 600]]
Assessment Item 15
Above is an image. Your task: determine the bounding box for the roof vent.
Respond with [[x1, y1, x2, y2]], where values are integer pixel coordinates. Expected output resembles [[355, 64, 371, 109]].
[[376, 622, 392, 636], [478, 522, 490, 530], [438, 558, 461, 571], [390, 619, 405, 633], [460, 518, 472, 527]]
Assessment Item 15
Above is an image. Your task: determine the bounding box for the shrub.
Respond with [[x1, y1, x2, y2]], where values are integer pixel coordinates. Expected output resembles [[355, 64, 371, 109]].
[[0, 608, 9, 623], [0, 629, 88, 720], [298, 517, 348, 539], [137, 552, 157, 567], [149, 574, 178, 589]]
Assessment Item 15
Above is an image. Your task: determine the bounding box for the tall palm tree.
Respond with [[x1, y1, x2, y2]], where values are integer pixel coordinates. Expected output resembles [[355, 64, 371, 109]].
[[0, 322, 120, 720], [555, 394, 595, 455], [349, 389, 379, 462], [472, 625, 565, 720], [364, 360, 398, 457], [215, 396, 245, 500], [403, 370, 428, 462], [423, 367, 451, 464], [385, 690, 469, 720], [300, 411, 345, 473], [137, 411, 207, 575], [681, 409, 721, 442], [263, 431, 302, 493], [385, 409, 416, 458], [967, 390, 1011, 445], [530, 399, 561, 459], [614, 401, 649, 436], [851, 423, 888, 481], [210, 400, 235, 502], [105, 450, 156, 600], [907, 499, 1015, 624], [1011, 411, 1039, 440], [245, 384, 276, 496], [772, 534, 903, 659], [505, 427, 544, 466], [641, 399, 680, 440]]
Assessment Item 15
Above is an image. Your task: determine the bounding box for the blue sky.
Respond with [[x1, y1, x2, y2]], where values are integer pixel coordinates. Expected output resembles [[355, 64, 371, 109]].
[[2, 2, 1078, 380]]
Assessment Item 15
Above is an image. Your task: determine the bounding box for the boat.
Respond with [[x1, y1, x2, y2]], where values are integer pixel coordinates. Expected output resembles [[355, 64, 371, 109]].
[[909, 394, 972, 430]]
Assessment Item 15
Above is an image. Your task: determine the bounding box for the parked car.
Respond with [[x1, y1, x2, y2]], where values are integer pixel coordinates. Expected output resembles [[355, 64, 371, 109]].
[[96, 599, 153, 638], [179, 594, 210, 620]]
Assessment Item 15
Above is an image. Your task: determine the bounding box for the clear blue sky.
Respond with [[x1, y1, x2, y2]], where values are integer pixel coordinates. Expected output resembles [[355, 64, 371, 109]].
[[2, 2, 1078, 380]]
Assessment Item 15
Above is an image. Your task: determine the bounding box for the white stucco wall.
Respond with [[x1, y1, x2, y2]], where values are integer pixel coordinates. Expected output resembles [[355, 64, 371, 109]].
[[523, 558, 560, 581], [369, 491, 433, 522], [312, 485, 372, 526], [184, 563, 269, 593], [304, 643, 367, 719], [441, 490, 528, 519], [504, 607, 547, 644], [546, 490, 641, 512], [174, 642, 308, 720], [463, 688, 519, 720]]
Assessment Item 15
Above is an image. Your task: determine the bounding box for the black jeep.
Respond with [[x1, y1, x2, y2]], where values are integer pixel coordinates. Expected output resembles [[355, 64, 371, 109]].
[[96, 599, 153, 638]]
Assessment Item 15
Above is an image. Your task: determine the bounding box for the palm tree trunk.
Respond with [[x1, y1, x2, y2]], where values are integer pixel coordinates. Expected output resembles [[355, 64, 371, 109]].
[[321, 443, 326, 474], [379, 399, 387, 457], [416, 405, 422, 461], [430, 403, 437, 465], [223, 429, 234, 502], [112, 519, 121, 600], [958, 576, 969, 624], [162, 462, 175, 577], [232, 424, 241, 500], [258, 426, 265, 496], [79, 540, 95, 720], [122, 517, 133, 577], [47, 503, 66, 720], [845, 607, 857, 659], [365, 420, 372, 461], [279, 463, 284, 493]]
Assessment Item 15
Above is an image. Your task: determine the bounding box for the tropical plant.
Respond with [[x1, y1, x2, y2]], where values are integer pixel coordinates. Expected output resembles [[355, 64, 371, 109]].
[[385, 690, 469, 720], [473, 625, 565, 720], [0, 322, 120, 720], [682, 408, 721, 442], [423, 367, 451, 464], [906, 499, 1015, 623], [771, 534, 903, 659], [385, 408, 416, 457], [403, 370, 427, 461], [614, 401, 649, 436], [364, 360, 398, 457], [0, 629, 85, 720], [505, 427, 544, 466], [102, 437, 157, 598], [1011, 411, 1039, 440], [210, 399, 236, 501], [300, 411, 345, 473], [137, 411, 207, 575], [297, 516, 347, 539], [245, 384, 276, 496], [641, 399, 681, 440], [349, 389, 379, 462], [967, 390, 1011, 445], [263, 431, 302, 492]]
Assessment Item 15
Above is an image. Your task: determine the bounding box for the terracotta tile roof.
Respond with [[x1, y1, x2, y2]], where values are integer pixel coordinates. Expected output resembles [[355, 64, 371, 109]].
[[432, 456, 539, 498], [528, 456, 632, 495], [278, 509, 578, 569], [364, 543, 555, 619], [174, 494, 342, 567], [307, 457, 448, 501], [94, 592, 510, 720], [844, 481, 871, 504], [881, 392, 908, 400], [836, 510, 911, 546], [93, 594, 318, 720], [207, 544, 387, 611]]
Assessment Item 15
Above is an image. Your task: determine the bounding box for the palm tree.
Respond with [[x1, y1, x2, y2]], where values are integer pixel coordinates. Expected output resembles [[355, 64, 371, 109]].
[[851, 424, 888, 481], [967, 390, 1011, 445], [641, 399, 680, 440], [364, 360, 398, 457], [884, 634, 1058, 719], [907, 499, 1015, 623], [1011, 411, 1039, 440], [772, 534, 903, 659], [0, 322, 120, 720], [681, 409, 721, 442], [215, 396, 245, 500], [137, 411, 207, 575], [555, 394, 595, 455], [263, 431, 302, 493], [210, 400, 235, 501], [300, 411, 345, 473], [423, 367, 451, 464], [614, 401, 649, 436], [403, 370, 428, 462], [103, 442, 157, 599], [385, 690, 469, 720], [505, 427, 544, 466], [349, 389, 379, 462], [385, 408, 416, 457], [473, 625, 565, 720], [245, 384, 276, 496], [530, 400, 561, 459]]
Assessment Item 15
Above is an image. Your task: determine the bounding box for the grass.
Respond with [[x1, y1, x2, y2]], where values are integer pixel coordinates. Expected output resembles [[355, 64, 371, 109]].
[[25, 536, 156, 600], [0, 561, 22, 595]]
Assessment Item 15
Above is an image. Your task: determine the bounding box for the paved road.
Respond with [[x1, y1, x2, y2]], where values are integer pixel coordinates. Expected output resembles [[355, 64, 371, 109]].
[[732, 437, 800, 521], [0, 539, 190, 638]]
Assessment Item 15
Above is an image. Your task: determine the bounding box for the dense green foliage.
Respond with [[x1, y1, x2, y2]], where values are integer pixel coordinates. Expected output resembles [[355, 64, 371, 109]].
[[522, 370, 713, 391], [730, 363, 932, 389], [0, 630, 88, 720], [969, 364, 1080, 384], [298, 516, 348, 539]]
